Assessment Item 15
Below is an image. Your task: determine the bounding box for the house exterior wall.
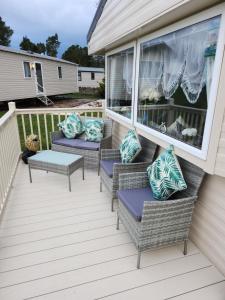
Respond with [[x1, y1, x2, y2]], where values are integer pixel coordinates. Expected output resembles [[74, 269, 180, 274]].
[[78, 71, 104, 88], [88, 0, 222, 55], [0, 50, 78, 102], [112, 119, 225, 276]]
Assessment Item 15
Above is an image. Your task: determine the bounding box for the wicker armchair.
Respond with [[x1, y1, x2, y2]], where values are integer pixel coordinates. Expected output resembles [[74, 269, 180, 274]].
[[51, 118, 112, 173], [116, 157, 205, 269], [100, 137, 157, 211]]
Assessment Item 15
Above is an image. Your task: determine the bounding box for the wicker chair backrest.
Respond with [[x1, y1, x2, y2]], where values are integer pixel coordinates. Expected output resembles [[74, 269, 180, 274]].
[[172, 157, 205, 199], [79, 117, 112, 140], [135, 135, 157, 163]]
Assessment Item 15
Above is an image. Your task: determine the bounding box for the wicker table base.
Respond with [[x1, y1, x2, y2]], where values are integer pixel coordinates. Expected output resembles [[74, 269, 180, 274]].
[[28, 150, 84, 192]]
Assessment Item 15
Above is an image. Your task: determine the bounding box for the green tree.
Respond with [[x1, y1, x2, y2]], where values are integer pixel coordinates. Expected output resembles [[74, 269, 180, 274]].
[[0, 17, 13, 46], [20, 36, 37, 52], [46, 33, 60, 57], [36, 42, 46, 54], [62, 44, 104, 67]]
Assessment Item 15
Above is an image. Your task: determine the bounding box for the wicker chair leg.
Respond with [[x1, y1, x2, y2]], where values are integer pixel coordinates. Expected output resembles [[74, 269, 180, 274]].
[[116, 214, 119, 230], [111, 198, 114, 212], [183, 240, 188, 255], [137, 249, 141, 269], [100, 181, 102, 192]]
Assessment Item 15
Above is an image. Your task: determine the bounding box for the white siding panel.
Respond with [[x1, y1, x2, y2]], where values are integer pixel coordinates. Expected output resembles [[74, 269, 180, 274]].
[[88, 0, 222, 54]]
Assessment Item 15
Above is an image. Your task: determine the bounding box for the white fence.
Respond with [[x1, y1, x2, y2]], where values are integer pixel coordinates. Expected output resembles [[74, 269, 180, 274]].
[[0, 103, 21, 218], [15, 106, 105, 150]]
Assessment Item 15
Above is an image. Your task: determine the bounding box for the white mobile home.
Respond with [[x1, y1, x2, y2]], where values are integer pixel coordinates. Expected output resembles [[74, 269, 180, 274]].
[[0, 46, 78, 102], [78, 66, 104, 88], [88, 0, 225, 278]]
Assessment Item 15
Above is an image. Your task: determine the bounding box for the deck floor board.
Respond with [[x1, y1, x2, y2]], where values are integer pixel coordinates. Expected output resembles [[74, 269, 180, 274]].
[[0, 162, 224, 300]]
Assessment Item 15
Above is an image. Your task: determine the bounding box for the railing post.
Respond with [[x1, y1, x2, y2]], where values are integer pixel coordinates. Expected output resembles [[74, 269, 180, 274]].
[[8, 101, 16, 112]]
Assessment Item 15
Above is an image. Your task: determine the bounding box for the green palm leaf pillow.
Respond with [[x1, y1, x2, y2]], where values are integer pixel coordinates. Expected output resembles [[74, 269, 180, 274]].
[[147, 145, 187, 200], [84, 119, 104, 142], [119, 129, 142, 163], [58, 113, 84, 139]]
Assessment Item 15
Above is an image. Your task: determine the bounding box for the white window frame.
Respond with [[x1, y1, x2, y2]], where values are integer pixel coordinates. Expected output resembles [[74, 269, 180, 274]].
[[23, 61, 32, 79], [58, 66, 62, 79], [105, 41, 137, 126], [134, 4, 225, 160]]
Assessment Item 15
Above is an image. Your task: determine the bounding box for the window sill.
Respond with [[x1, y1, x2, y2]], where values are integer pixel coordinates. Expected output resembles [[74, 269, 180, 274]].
[[134, 121, 207, 160]]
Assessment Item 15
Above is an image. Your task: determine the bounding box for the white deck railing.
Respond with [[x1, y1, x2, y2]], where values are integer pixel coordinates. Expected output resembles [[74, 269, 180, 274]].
[[0, 103, 21, 218], [15, 105, 105, 150]]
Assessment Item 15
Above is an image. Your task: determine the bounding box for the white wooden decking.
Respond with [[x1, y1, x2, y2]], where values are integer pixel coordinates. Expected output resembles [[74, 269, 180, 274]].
[[0, 161, 224, 300]]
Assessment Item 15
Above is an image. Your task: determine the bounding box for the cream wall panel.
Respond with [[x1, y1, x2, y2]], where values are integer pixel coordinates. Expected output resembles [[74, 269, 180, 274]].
[[0, 51, 78, 102], [88, 0, 222, 54], [78, 72, 104, 88], [0, 52, 36, 101], [112, 120, 225, 276]]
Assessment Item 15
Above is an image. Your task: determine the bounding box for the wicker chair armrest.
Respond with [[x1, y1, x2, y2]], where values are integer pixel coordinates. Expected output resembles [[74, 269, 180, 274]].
[[51, 131, 64, 143], [142, 196, 197, 223], [101, 149, 121, 160], [118, 172, 149, 190], [100, 135, 112, 150]]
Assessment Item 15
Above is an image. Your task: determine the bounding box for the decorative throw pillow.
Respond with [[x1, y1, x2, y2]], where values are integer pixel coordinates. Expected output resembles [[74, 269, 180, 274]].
[[84, 119, 104, 142], [58, 113, 84, 139], [147, 145, 187, 200], [119, 129, 142, 163]]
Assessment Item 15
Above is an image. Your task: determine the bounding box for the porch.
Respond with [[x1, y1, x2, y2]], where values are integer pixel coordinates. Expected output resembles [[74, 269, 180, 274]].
[[0, 103, 224, 299]]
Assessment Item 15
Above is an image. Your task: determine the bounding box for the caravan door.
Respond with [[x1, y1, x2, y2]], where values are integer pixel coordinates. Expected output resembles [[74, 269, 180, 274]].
[[35, 63, 44, 94]]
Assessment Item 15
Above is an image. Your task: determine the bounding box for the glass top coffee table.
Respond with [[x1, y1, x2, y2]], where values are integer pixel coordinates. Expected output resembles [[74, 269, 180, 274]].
[[28, 150, 84, 192]]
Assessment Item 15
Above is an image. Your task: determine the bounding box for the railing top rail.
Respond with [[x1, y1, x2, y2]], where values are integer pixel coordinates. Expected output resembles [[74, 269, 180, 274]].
[[0, 109, 14, 128], [15, 107, 104, 115]]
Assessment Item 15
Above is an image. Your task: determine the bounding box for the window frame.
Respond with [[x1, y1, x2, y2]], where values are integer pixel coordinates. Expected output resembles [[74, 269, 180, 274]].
[[134, 5, 225, 160], [78, 71, 82, 81], [57, 66, 62, 79], [105, 41, 137, 126], [91, 72, 95, 80], [23, 61, 32, 79]]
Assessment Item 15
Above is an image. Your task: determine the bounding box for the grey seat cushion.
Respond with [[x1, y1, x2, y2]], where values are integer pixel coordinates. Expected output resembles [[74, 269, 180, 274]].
[[100, 160, 120, 178], [117, 187, 156, 222], [53, 138, 100, 151]]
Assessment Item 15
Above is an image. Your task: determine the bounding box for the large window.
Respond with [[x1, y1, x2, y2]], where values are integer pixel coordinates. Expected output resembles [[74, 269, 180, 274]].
[[137, 16, 221, 150], [107, 47, 134, 119], [23, 61, 31, 78]]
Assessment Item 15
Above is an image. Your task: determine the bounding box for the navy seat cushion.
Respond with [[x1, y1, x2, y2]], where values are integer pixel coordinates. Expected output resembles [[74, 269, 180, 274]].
[[100, 160, 121, 178], [53, 138, 100, 151], [117, 187, 156, 222]]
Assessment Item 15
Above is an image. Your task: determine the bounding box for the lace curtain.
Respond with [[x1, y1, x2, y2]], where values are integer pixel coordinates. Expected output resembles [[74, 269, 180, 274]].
[[139, 16, 220, 104]]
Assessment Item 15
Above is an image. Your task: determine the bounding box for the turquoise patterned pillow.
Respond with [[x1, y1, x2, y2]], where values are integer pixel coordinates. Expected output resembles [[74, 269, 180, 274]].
[[84, 119, 104, 142], [58, 113, 84, 139], [119, 130, 142, 163], [147, 145, 187, 200]]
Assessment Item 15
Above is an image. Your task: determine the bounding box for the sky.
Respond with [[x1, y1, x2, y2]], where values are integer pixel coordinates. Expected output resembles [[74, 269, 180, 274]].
[[0, 0, 98, 57]]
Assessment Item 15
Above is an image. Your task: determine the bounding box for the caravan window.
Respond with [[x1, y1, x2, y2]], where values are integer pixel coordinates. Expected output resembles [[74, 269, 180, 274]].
[[23, 62, 31, 78], [58, 66, 62, 79], [137, 16, 221, 150], [107, 47, 134, 120]]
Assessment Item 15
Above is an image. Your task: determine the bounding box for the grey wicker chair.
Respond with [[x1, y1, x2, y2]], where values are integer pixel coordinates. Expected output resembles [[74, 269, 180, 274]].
[[51, 118, 112, 173], [116, 157, 205, 269], [100, 136, 157, 211]]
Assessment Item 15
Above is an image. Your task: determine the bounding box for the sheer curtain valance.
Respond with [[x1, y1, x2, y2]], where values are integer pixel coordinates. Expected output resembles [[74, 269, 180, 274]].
[[139, 16, 221, 104]]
